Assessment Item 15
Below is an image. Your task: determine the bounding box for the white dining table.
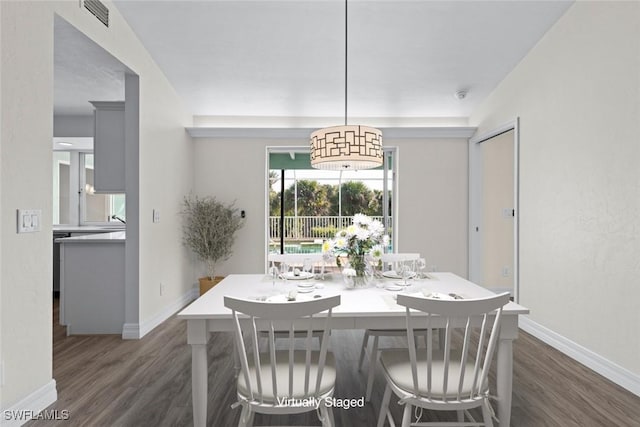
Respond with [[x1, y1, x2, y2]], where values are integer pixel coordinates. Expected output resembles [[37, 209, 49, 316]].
[[177, 272, 529, 427]]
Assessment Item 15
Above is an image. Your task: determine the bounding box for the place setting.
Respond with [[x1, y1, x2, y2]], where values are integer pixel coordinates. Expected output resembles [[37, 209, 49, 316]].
[[286, 263, 322, 293], [378, 260, 419, 291], [281, 268, 314, 281], [266, 261, 326, 297], [381, 270, 417, 280], [295, 281, 316, 293]]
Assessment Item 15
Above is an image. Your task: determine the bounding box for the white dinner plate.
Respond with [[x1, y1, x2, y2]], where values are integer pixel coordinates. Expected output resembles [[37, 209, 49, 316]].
[[282, 271, 314, 280], [296, 281, 315, 288], [382, 270, 417, 279], [385, 284, 403, 291]]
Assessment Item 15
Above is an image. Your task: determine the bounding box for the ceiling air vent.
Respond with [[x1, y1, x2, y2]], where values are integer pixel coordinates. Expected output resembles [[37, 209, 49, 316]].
[[84, 0, 109, 27]]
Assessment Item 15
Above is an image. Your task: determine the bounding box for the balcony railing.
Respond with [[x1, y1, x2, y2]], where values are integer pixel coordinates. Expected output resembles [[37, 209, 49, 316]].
[[268, 216, 388, 241]]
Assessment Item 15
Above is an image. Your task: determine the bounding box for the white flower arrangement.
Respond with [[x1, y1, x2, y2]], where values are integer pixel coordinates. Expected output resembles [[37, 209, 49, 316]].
[[322, 214, 389, 270]]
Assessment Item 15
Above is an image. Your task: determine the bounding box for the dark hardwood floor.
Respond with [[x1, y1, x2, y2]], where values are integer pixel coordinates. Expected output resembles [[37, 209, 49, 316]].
[[26, 299, 640, 427]]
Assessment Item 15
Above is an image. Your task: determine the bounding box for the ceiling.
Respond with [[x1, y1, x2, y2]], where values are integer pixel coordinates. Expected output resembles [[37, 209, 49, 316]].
[[55, 0, 573, 121], [54, 16, 127, 116]]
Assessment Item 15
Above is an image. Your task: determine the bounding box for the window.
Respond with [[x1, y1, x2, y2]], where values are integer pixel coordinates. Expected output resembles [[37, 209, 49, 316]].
[[52, 151, 125, 225], [53, 151, 72, 225], [81, 153, 125, 224], [266, 148, 395, 256]]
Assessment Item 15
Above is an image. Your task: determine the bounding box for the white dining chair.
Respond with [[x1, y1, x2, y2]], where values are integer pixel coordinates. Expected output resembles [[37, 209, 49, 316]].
[[225, 294, 341, 427], [266, 253, 328, 347], [359, 252, 423, 401], [377, 292, 511, 427], [379, 252, 420, 271]]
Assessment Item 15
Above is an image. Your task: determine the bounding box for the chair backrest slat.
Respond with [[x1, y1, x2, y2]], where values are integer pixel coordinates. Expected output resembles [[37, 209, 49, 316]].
[[396, 292, 510, 404], [304, 316, 313, 395], [315, 310, 333, 394], [231, 309, 254, 401], [406, 308, 420, 395], [471, 314, 488, 395], [268, 324, 277, 401], [247, 317, 264, 403], [479, 307, 504, 393], [288, 323, 295, 397], [457, 317, 472, 400], [224, 294, 340, 405], [442, 319, 451, 401]]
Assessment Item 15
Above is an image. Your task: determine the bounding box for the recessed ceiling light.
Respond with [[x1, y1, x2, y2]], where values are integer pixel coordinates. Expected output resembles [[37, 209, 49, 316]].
[[58, 142, 73, 146]]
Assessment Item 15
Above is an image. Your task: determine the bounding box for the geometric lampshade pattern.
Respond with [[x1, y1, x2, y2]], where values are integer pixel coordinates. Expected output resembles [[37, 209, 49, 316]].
[[310, 125, 383, 170]]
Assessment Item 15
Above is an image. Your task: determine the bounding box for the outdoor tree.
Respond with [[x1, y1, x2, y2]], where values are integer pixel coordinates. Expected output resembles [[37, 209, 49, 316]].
[[270, 177, 388, 219], [339, 181, 381, 216], [283, 180, 331, 216], [269, 171, 281, 215]]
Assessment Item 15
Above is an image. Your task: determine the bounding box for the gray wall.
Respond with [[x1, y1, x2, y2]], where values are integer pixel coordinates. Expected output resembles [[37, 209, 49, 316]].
[[471, 1, 640, 377], [1, 0, 195, 409], [192, 136, 469, 278]]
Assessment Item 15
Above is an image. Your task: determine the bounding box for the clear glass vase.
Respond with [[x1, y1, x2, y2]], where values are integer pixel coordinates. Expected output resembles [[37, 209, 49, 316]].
[[341, 255, 374, 288]]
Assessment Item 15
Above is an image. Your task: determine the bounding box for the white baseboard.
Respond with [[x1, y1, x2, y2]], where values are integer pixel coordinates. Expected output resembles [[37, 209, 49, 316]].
[[1, 380, 57, 427], [121, 323, 140, 340], [519, 317, 640, 397], [122, 286, 198, 339]]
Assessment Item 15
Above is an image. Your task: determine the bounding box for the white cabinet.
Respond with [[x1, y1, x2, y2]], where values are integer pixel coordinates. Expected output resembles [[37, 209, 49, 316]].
[[90, 101, 125, 193]]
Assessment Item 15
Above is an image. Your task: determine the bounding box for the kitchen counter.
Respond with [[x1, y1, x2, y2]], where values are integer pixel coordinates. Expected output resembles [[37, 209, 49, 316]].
[[54, 225, 125, 233], [58, 231, 126, 335], [56, 231, 125, 243], [53, 228, 124, 294]]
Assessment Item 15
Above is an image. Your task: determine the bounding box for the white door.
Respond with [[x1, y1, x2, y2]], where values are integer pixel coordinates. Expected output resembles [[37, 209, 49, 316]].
[[469, 124, 519, 298]]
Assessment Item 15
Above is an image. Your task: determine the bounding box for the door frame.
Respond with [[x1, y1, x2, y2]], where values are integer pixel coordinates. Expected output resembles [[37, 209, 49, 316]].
[[468, 118, 520, 302]]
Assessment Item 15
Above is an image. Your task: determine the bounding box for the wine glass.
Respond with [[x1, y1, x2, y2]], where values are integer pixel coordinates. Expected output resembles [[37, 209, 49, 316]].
[[398, 261, 412, 288], [302, 258, 313, 278], [405, 261, 414, 287], [416, 258, 427, 279], [269, 261, 279, 288], [279, 261, 289, 284]]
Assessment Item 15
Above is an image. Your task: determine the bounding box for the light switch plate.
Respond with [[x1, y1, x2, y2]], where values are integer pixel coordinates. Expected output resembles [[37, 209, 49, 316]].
[[17, 209, 42, 233], [153, 209, 160, 223]]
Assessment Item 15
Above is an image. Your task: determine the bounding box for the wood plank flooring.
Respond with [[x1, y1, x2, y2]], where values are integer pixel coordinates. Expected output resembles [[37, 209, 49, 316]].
[[26, 299, 640, 427]]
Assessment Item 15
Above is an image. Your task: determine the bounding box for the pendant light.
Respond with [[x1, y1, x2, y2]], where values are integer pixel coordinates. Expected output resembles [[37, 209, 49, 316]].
[[310, 0, 383, 170]]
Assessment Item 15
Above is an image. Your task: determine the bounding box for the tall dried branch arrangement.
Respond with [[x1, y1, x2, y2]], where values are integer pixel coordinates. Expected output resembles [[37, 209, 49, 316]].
[[181, 195, 244, 279]]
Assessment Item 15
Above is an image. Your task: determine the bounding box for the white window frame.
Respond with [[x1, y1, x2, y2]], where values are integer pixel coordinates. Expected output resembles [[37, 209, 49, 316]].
[[53, 149, 125, 226], [264, 145, 398, 271]]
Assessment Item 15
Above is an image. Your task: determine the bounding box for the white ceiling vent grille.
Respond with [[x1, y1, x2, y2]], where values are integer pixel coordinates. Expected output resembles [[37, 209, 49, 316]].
[[84, 0, 109, 27]]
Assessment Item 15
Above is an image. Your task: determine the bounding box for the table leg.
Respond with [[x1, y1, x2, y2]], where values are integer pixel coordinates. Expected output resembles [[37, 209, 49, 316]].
[[192, 344, 207, 426], [496, 338, 513, 427], [188, 319, 209, 427]]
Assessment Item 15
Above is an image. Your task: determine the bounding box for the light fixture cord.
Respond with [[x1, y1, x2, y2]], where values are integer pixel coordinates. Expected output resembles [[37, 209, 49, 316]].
[[344, 0, 348, 126]]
